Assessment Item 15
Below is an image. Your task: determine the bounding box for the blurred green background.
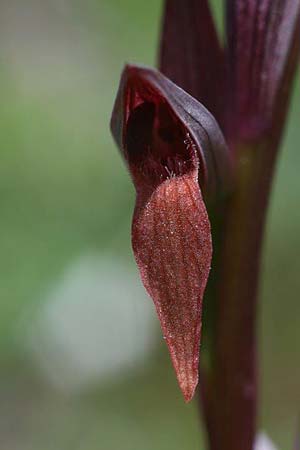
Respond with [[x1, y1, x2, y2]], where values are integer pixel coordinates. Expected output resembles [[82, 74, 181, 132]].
[[0, 1, 299, 449]]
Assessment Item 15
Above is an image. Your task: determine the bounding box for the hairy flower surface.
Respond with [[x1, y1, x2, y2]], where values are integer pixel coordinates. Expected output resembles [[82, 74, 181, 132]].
[[111, 65, 229, 401]]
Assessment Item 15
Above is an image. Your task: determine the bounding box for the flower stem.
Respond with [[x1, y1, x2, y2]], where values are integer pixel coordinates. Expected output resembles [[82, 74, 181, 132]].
[[201, 139, 277, 450]]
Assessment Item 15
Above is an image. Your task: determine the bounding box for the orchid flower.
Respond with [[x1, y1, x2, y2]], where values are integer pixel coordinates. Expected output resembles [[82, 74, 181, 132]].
[[110, 1, 300, 449]]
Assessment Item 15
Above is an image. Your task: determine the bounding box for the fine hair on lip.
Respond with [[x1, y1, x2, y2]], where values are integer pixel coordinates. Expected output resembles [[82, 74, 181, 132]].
[[125, 100, 196, 186]]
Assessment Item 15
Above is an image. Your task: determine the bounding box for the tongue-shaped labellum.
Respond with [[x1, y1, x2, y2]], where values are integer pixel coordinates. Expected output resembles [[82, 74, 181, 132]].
[[128, 102, 211, 402], [110, 66, 225, 401]]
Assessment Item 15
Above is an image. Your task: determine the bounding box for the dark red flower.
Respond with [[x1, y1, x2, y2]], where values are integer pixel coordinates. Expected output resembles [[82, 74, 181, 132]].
[[111, 65, 230, 401]]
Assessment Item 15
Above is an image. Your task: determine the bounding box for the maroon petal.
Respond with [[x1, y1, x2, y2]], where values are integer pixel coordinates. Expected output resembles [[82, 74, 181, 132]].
[[226, 0, 300, 141], [110, 65, 229, 401], [159, 0, 225, 123], [133, 161, 211, 402]]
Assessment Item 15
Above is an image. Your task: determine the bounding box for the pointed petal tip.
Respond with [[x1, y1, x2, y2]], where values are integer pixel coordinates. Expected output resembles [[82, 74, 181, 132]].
[[176, 363, 198, 403], [166, 334, 200, 403], [182, 380, 198, 403]]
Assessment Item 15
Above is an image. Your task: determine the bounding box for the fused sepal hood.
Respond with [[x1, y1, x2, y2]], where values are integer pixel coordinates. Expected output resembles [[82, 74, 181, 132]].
[[110, 65, 229, 401]]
